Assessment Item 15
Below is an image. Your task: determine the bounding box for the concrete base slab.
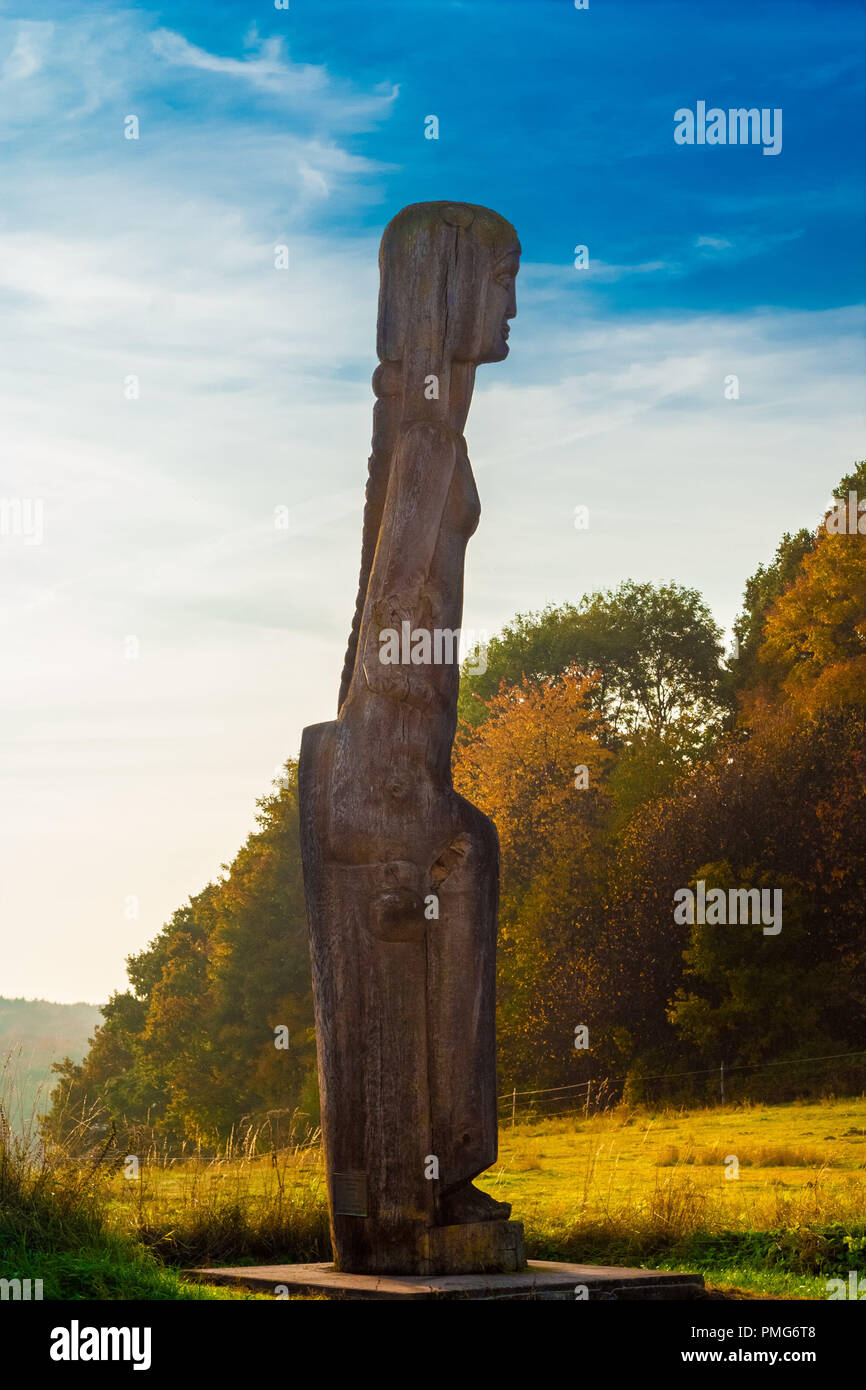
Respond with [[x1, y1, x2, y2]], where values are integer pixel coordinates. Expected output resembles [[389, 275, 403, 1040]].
[[185, 1259, 705, 1301]]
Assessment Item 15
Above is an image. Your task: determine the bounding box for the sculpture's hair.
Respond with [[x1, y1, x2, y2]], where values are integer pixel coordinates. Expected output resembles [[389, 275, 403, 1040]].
[[337, 366, 401, 710], [337, 201, 519, 712]]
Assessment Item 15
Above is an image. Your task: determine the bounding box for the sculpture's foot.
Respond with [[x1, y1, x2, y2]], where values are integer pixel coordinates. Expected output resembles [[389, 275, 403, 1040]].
[[439, 1181, 511, 1225]]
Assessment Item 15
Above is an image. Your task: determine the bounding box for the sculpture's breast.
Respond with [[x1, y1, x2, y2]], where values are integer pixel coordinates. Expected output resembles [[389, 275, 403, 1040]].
[[446, 444, 481, 539]]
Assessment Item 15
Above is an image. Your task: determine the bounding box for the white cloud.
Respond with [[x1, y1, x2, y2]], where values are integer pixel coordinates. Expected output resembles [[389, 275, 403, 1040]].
[[1, 20, 52, 81], [550, 229, 806, 286], [150, 27, 329, 96], [149, 25, 399, 126], [299, 160, 332, 198]]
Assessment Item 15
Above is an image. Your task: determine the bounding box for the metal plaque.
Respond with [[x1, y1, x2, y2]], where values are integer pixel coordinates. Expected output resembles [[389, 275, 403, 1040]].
[[333, 1171, 368, 1217]]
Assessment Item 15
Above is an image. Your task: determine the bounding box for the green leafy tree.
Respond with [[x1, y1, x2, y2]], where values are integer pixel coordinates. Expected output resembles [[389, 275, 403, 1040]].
[[459, 580, 728, 742], [668, 861, 835, 1064], [608, 706, 866, 1085]]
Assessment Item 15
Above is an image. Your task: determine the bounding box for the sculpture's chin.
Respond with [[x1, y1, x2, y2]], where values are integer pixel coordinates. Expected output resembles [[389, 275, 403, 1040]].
[[478, 342, 509, 364]]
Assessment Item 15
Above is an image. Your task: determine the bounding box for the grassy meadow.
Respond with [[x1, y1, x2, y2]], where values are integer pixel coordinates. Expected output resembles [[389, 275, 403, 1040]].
[[4, 1092, 863, 1300], [481, 1098, 866, 1298]]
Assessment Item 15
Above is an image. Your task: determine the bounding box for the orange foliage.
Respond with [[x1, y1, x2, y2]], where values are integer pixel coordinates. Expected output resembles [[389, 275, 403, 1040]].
[[453, 667, 613, 879], [754, 528, 866, 715]]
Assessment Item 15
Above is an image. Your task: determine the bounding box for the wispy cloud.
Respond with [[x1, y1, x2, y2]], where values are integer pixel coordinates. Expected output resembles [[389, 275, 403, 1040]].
[[0, 12, 399, 138], [150, 27, 329, 96], [150, 25, 399, 126], [1, 19, 51, 81]]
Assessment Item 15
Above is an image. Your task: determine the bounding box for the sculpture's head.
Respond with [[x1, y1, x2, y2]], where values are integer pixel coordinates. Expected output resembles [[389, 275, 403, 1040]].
[[377, 201, 520, 379]]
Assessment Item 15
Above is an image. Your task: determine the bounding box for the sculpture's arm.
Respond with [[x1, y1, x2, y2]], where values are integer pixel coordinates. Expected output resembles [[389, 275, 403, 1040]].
[[358, 422, 458, 708]]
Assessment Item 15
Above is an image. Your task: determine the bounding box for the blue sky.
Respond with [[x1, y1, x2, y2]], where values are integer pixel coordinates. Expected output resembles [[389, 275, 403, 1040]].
[[135, 0, 866, 311], [1, 0, 864, 1002]]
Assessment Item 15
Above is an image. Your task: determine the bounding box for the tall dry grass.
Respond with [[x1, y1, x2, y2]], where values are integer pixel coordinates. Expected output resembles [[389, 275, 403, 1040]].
[[109, 1113, 330, 1265]]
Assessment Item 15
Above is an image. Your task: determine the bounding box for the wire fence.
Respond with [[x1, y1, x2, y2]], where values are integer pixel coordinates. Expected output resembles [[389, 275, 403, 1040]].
[[497, 1048, 866, 1125]]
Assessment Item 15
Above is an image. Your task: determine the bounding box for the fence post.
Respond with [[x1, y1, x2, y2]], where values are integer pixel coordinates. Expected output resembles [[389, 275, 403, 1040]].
[[720, 1060, 725, 1106], [511, 1087, 516, 1128], [584, 1078, 592, 1118]]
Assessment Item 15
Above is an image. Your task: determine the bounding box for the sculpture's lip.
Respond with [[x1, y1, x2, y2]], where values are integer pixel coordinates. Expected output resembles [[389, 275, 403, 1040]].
[[502, 322, 510, 339]]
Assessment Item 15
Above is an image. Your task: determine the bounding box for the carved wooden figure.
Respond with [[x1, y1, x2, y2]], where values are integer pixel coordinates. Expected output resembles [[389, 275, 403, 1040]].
[[299, 201, 524, 1275]]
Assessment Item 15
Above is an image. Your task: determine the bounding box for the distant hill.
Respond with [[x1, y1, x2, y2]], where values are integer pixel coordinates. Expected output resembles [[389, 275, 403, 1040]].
[[0, 996, 103, 1131]]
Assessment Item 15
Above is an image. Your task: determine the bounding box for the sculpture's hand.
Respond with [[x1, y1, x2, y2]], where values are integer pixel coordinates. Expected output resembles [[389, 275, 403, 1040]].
[[365, 859, 427, 942], [368, 884, 427, 942], [365, 422, 459, 602], [362, 591, 441, 711], [362, 661, 439, 710]]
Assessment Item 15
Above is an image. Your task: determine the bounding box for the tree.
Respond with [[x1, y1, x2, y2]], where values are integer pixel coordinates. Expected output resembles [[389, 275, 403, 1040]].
[[458, 580, 728, 742], [731, 529, 815, 686], [609, 706, 866, 1084], [453, 669, 614, 1087], [755, 524, 866, 716], [667, 860, 831, 1065], [733, 459, 866, 707]]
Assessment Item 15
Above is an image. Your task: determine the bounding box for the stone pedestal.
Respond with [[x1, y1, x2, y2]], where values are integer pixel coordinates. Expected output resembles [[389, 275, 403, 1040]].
[[185, 1259, 705, 1301]]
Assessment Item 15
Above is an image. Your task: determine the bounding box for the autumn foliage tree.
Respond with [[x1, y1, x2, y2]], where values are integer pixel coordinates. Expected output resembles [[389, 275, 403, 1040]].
[[737, 460, 866, 717], [453, 669, 614, 1089]]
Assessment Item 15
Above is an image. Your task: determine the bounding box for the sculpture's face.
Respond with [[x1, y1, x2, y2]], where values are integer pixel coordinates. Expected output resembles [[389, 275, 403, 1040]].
[[476, 246, 520, 363]]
